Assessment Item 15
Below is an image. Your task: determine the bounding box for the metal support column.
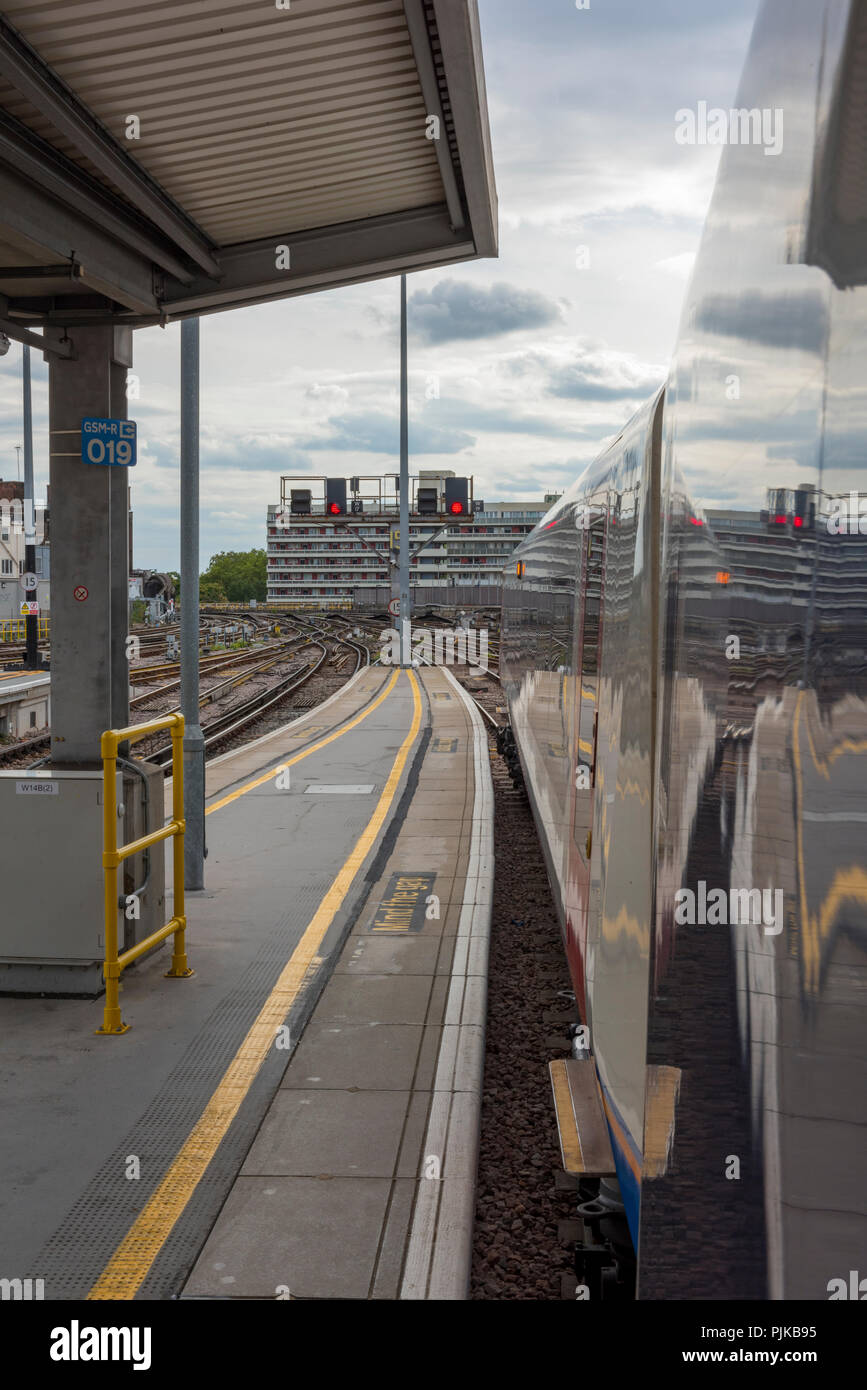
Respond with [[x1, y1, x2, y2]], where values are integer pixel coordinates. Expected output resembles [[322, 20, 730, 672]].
[[180, 316, 205, 889], [21, 345, 40, 669], [399, 274, 411, 666]]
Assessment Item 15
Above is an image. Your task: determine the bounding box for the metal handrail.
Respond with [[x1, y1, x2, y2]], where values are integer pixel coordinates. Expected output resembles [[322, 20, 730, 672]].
[[0, 616, 50, 642], [97, 711, 192, 1035]]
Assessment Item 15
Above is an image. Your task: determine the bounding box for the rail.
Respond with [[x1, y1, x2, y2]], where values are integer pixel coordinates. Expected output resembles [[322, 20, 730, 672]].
[[97, 712, 191, 1035]]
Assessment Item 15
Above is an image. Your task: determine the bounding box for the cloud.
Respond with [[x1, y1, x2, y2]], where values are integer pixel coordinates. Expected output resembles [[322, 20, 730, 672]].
[[695, 290, 829, 354], [298, 411, 475, 455], [430, 393, 626, 440], [409, 278, 562, 343], [655, 251, 697, 279], [498, 340, 666, 405], [303, 382, 350, 412], [547, 360, 664, 402]]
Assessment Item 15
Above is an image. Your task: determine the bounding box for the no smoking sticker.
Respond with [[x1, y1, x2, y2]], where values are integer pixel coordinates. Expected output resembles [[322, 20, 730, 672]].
[[74, 585, 89, 602]]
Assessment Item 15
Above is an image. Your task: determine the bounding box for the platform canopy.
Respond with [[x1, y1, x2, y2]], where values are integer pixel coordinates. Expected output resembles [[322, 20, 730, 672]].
[[0, 0, 497, 346]]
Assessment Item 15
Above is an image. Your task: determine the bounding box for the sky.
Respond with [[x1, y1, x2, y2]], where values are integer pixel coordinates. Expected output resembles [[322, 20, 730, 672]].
[[0, 0, 762, 572]]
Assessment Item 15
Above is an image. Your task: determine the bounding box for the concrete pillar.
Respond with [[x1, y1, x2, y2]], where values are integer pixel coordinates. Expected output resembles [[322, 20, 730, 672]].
[[110, 331, 132, 730], [47, 326, 131, 765]]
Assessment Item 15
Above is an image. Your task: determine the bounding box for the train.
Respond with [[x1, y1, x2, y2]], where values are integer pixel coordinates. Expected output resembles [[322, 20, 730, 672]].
[[500, 0, 867, 1300]]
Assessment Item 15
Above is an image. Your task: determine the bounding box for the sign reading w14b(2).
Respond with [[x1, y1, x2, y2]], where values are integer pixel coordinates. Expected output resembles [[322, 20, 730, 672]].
[[81, 418, 137, 467]]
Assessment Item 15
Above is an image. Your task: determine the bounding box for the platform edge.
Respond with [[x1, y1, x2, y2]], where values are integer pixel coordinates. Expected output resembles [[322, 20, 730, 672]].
[[399, 665, 494, 1300]]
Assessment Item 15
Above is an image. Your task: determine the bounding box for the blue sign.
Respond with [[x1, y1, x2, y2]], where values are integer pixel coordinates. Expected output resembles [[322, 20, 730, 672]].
[[81, 418, 137, 467]]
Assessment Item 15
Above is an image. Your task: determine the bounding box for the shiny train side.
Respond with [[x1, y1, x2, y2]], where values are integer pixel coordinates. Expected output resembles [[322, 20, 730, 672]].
[[500, 0, 867, 1299]]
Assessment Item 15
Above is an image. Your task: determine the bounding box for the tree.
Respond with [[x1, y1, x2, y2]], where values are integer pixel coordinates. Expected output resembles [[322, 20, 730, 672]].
[[200, 549, 267, 603], [199, 576, 227, 602]]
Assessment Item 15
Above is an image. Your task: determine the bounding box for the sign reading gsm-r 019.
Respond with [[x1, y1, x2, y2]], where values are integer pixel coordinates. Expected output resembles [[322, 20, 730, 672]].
[[81, 418, 137, 467]]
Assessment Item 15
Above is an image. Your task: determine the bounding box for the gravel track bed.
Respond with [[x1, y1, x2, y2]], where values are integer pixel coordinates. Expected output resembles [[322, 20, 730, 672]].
[[0, 732, 50, 768], [131, 655, 314, 760], [128, 657, 275, 709], [209, 667, 361, 754], [452, 671, 579, 1302]]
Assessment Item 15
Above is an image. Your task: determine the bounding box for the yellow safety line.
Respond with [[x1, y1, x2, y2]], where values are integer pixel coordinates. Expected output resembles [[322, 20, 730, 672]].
[[205, 669, 396, 815], [87, 669, 422, 1300]]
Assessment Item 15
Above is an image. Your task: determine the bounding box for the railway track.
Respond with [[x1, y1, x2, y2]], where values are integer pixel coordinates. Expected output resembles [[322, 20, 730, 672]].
[[128, 631, 301, 686], [0, 613, 243, 667], [1, 609, 500, 768], [0, 624, 369, 770], [147, 627, 370, 763], [128, 638, 309, 714]]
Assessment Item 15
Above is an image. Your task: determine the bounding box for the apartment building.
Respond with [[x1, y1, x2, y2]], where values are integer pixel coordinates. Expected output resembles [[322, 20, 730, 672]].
[[266, 472, 555, 607]]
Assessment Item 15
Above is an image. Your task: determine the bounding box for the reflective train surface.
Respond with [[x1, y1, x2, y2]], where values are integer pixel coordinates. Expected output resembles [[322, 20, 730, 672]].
[[501, 0, 867, 1299]]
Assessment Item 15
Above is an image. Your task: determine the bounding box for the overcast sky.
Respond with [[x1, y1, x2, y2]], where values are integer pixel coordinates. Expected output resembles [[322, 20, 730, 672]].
[[0, 0, 761, 572]]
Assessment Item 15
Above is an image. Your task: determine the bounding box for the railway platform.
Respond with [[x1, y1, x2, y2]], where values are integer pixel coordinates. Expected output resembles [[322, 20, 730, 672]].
[[0, 661, 492, 1301], [0, 668, 50, 740]]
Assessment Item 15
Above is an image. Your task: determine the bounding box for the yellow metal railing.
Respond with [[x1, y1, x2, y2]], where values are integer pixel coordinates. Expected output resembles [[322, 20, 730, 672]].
[[98, 712, 192, 1035], [0, 616, 50, 642]]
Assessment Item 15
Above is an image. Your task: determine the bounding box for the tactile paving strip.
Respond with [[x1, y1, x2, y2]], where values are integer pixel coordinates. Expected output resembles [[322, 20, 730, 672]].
[[26, 881, 333, 1301]]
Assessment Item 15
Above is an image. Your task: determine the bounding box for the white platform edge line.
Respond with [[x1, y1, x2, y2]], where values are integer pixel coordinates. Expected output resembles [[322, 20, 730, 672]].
[[399, 664, 494, 1300]]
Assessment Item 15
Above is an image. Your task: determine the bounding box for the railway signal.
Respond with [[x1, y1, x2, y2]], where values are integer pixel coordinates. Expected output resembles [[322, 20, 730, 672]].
[[417, 486, 438, 515], [793, 486, 815, 532], [290, 488, 312, 515], [445, 477, 469, 516], [326, 478, 347, 515]]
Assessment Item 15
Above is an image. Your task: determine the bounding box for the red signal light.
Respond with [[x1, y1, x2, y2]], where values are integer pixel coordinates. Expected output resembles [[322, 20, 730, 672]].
[[793, 515, 803, 528], [329, 502, 342, 515], [774, 514, 786, 525], [450, 501, 464, 515]]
